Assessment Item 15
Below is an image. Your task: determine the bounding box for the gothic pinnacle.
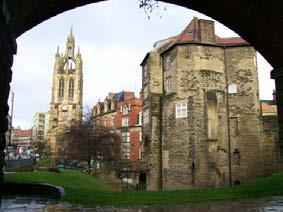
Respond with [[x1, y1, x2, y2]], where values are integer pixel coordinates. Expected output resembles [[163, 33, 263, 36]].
[[70, 26, 73, 38]]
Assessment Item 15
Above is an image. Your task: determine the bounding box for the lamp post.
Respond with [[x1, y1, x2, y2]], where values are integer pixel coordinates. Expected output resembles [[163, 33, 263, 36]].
[[9, 90, 14, 145]]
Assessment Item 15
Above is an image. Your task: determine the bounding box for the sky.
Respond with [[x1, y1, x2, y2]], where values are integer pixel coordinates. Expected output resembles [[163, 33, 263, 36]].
[[10, 0, 274, 129]]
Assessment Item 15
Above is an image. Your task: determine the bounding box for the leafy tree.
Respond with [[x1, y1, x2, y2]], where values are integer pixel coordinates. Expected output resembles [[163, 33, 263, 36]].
[[62, 113, 121, 173]]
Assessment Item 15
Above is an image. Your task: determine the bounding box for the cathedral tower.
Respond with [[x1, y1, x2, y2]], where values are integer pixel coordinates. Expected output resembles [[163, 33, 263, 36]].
[[47, 28, 83, 157]]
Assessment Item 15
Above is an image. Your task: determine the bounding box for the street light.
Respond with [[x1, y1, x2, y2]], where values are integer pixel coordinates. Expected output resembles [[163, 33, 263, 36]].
[[9, 90, 14, 145]]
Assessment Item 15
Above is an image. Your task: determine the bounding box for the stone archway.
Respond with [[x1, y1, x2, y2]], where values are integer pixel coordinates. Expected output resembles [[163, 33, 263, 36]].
[[1, 0, 283, 192]]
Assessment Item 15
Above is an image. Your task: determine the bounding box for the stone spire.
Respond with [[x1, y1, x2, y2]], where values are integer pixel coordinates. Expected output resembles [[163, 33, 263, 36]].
[[55, 46, 60, 58], [66, 26, 75, 58]]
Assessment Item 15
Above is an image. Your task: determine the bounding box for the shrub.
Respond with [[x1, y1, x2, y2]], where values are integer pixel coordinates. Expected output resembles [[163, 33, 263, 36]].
[[33, 158, 55, 171], [48, 167, 61, 173]]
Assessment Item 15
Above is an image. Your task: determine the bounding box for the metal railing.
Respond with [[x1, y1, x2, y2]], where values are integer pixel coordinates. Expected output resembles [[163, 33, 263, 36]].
[[4, 158, 35, 171]]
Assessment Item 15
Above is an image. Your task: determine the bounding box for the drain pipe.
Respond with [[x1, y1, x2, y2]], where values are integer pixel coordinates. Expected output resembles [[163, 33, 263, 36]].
[[224, 48, 232, 186]]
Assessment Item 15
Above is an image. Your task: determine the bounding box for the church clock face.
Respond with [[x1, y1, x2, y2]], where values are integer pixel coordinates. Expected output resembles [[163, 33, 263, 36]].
[[61, 105, 69, 112]]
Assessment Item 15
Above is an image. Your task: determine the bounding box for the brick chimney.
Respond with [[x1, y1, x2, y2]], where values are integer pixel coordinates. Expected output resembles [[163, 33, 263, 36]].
[[198, 19, 216, 43]]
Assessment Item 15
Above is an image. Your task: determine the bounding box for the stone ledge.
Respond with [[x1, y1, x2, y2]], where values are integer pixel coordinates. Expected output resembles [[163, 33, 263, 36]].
[[3, 182, 65, 198]]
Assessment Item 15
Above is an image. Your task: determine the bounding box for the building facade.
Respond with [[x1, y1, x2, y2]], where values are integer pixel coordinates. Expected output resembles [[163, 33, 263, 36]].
[[11, 127, 32, 150], [46, 28, 83, 158], [141, 17, 278, 190], [32, 112, 49, 157], [93, 91, 142, 162], [260, 90, 277, 116]]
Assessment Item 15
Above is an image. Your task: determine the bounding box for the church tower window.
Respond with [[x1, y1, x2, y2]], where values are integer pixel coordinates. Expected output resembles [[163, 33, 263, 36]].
[[58, 78, 64, 98], [69, 78, 74, 99]]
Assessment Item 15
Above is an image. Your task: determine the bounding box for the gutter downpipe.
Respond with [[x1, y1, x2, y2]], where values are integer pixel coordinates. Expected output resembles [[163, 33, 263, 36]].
[[224, 47, 232, 186]]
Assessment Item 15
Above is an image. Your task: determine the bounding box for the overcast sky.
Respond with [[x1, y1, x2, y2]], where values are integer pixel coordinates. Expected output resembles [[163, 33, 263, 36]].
[[10, 0, 274, 129]]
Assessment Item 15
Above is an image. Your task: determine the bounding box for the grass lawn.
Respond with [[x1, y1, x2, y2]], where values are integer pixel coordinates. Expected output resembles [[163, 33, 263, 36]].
[[4, 170, 283, 206]]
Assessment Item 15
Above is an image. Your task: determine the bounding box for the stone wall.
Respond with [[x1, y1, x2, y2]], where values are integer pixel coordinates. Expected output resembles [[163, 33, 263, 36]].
[[261, 115, 280, 174], [0, 2, 17, 197], [161, 44, 230, 189], [141, 51, 163, 190], [142, 40, 271, 190], [225, 46, 263, 184]]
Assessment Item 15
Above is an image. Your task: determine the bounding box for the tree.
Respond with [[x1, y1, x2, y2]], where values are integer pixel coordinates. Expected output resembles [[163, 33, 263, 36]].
[[139, 0, 167, 19], [62, 114, 121, 173]]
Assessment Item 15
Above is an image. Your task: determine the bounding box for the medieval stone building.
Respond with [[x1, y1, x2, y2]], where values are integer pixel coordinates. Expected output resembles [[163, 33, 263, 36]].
[[46, 28, 83, 158], [140, 17, 279, 190]]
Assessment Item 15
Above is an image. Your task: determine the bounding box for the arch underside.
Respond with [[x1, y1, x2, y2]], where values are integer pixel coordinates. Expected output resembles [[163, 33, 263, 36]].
[[6, 0, 283, 68]]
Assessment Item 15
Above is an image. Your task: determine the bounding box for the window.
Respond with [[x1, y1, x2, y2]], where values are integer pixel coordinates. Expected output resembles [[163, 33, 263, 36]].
[[138, 112, 142, 125], [138, 148, 142, 160], [68, 78, 74, 99], [122, 143, 130, 160], [233, 149, 240, 165], [165, 76, 172, 93], [175, 103, 187, 118], [122, 105, 128, 115], [122, 117, 129, 127], [139, 131, 142, 141], [58, 78, 64, 98], [121, 132, 130, 143], [111, 116, 114, 126], [164, 56, 171, 71]]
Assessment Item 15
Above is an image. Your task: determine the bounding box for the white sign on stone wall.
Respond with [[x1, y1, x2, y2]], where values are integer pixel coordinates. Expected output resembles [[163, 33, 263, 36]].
[[228, 83, 237, 94]]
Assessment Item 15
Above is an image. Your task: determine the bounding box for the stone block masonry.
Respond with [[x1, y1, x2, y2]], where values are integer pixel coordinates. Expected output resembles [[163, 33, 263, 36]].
[[140, 17, 280, 190], [0, 3, 17, 198]]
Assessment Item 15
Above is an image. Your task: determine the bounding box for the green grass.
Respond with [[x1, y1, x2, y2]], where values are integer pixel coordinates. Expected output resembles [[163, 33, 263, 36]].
[[4, 170, 283, 206]]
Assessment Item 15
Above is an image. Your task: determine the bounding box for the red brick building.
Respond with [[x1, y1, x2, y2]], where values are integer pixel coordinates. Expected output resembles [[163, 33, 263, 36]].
[[93, 91, 142, 162], [11, 128, 33, 149], [260, 90, 277, 116]]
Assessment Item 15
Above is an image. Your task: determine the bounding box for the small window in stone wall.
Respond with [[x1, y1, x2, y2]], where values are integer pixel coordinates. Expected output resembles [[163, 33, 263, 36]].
[[175, 103, 187, 118], [165, 76, 172, 93], [164, 56, 171, 71], [233, 149, 240, 165]]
